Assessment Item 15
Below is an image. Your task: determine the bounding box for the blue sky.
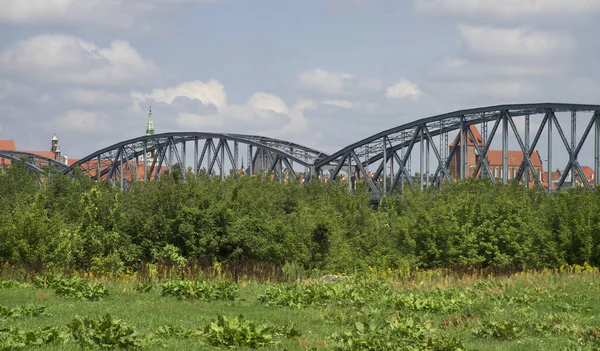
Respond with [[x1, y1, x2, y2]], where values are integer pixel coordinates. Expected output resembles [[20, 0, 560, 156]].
[[0, 0, 599, 163]]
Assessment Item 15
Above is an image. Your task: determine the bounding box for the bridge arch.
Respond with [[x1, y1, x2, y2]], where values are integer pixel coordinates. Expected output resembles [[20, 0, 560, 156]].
[[63, 132, 330, 188], [0, 150, 67, 171], [315, 103, 600, 197]]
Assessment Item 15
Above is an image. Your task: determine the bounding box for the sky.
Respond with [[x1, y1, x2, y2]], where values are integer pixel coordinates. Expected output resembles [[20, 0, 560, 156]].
[[0, 0, 599, 162]]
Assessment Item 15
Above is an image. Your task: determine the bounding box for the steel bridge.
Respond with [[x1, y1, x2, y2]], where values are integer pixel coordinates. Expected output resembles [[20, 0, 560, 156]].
[[0, 151, 69, 186], [61, 132, 330, 189], [3, 103, 600, 197]]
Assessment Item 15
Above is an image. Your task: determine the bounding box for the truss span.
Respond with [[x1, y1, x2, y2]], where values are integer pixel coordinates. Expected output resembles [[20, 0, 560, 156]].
[[316, 103, 600, 197], [64, 132, 330, 188], [0, 150, 67, 171]]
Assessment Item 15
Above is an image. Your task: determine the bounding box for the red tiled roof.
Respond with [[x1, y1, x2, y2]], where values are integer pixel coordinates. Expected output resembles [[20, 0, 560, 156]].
[[0, 140, 17, 151], [25, 150, 57, 160], [449, 125, 484, 147], [580, 166, 594, 181], [487, 150, 543, 168]]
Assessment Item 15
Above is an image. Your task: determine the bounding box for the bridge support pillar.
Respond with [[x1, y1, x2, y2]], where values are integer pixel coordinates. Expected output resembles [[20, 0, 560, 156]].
[[502, 112, 508, 185], [524, 115, 530, 187], [594, 111, 600, 187], [382, 137, 387, 195], [571, 111, 576, 187], [548, 114, 553, 193]]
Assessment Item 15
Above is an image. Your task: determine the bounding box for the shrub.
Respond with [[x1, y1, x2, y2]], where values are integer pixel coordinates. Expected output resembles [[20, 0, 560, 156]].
[[160, 280, 238, 300]]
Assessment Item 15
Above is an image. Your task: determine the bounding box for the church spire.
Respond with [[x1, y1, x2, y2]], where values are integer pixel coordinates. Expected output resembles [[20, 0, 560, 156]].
[[146, 106, 154, 136]]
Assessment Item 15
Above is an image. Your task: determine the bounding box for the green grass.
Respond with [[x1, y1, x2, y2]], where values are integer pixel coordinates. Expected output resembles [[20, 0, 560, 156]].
[[1, 270, 600, 350]]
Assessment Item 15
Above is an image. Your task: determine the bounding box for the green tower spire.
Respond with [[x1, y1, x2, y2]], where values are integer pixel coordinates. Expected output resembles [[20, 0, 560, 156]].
[[146, 106, 154, 136]]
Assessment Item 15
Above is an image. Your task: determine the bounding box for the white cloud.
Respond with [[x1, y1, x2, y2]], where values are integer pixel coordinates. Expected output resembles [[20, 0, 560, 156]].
[[430, 58, 565, 79], [132, 80, 227, 111], [69, 89, 129, 106], [415, 0, 600, 19], [322, 99, 358, 109], [298, 68, 382, 96], [433, 81, 537, 101], [50, 109, 110, 132], [247, 92, 289, 118], [457, 24, 577, 59], [0, 79, 35, 101], [0, 34, 158, 86], [385, 79, 424, 100], [0, 0, 224, 28], [134, 80, 314, 137], [298, 69, 354, 95]]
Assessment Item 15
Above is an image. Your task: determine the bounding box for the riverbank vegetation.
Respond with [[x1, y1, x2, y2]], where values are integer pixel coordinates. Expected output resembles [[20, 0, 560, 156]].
[[2, 161, 600, 275]]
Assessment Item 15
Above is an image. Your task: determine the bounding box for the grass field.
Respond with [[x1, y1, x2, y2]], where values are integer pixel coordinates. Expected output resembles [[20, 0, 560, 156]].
[[1, 266, 600, 350]]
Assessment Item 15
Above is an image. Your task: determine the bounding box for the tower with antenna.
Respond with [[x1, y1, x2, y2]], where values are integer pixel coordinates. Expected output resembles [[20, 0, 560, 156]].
[[145, 107, 156, 165], [51, 133, 62, 162], [146, 106, 154, 136]]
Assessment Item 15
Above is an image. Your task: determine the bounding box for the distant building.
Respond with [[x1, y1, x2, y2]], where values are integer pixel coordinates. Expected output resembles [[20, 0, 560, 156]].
[[448, 125, 595, 189], [0, 134, 69, 166]]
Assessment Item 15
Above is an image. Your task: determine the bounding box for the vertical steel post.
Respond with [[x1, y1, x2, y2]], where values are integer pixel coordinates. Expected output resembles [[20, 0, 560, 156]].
[[382, 137, 387, 195], [207, 139, 212, 177], [438, 121, 443, 184], [426, 136, 430, 187], [480, 117, 485, 178], [248, 145, 253, 175], [347, 154, 352, 193], [234, 141, 238, 178], [120, 149, 124, 190], [502, 113, 508, 184], [592, 112, 600, 187], [460, 117, 465, 180], [97, 154, 101, 182], [194, 137, 198, 178], [279, 159, 283, 183], [548, 114, 553, 193], [220, 139, 225, 180], [167, 139, 172, 175], [142, 141, 147, 183], [524, 114, 530, 187], [135, 155, 139, 182], [182, 141, 186, 181], [420, 126, 424, 189], [571, 110, 576, 187]]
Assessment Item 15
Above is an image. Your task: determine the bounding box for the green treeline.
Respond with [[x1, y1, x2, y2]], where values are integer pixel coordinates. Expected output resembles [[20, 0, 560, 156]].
[[1, 161, 600, 273]]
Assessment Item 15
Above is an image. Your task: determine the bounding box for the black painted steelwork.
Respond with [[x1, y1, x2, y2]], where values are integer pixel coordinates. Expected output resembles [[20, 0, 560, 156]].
[[63, 132, 330, 189], [315, 103, 600, 198], [0, 150, 67, 171], [48, 103, 600, 196]]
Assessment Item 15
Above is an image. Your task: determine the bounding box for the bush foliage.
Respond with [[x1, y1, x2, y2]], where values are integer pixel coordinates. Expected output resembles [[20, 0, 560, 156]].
[[2, 162, 600, 272]]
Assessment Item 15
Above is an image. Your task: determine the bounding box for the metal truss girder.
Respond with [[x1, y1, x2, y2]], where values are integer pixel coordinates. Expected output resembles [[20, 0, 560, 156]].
[[515, 113, 549, 181], [207, 139, 223, 175], [281, 157, 297, 181], [390, 125, 421, 192], [317, 103, 600, 169], [65, 133, 324, 180], [223, 141, 236, 172], [552, 112, 592, 189], [433, 133, 459, 186], [466, 126, 494, 182], [471, 118, 500, 185], [330, 153, 349, 181], [505, 111, 542, 187], [423, 126, 452, 183], [0, 150, 66, 170], [0, 152, 45, 175], [350, 150, 379, 195], [196, 140, 210, 175]]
